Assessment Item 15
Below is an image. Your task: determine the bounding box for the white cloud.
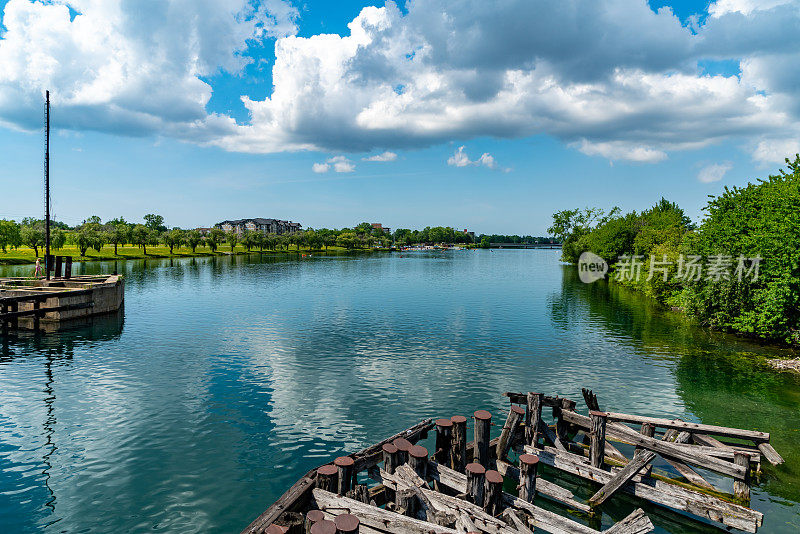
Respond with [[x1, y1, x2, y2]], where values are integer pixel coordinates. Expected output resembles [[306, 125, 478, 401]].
[[752, 139, 800, 164], [313, 155, 355, 173], [2, 0, 800, 165], [698, 162, 733, 183], [447, 145, 504, 170], [362, 151, 397, 162]]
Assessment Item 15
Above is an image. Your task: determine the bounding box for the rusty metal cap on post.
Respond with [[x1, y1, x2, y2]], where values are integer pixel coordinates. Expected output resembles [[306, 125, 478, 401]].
[[317, 464, 337, 476], [392, 437, 413, 452], [409, 445, 428, 458], [306, 510, 325, 523], [519, 453, 539, 466], [510, 405, 525, 415], [266, 525, 289, 534], [485, 469, 503, 484], [310, 519, 337, 534], [589, 410, 609, 418], [474, 410, 492, 421], [436, 418, 454, 428], [382, 443, 398, 454], [450, 415, 467, 424], [334, 514, 360, 533], [334, 456, 354, 467], [465, 462, 486, 475]]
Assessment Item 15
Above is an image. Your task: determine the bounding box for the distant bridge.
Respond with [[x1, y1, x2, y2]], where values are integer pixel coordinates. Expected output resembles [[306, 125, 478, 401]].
[[490, 243, 562, 249]]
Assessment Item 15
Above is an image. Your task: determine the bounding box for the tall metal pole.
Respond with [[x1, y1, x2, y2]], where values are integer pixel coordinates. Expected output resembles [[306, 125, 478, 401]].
[[45, 90, 51, 280]]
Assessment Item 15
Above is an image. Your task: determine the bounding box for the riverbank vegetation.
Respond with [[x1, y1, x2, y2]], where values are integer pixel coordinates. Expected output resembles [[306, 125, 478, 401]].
[[550, 155, 800, 345]]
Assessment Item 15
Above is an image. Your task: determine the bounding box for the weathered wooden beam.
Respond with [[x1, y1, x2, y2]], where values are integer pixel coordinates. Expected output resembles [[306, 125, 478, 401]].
[[757, 442, 784, 466], [526, 393, 544, 446], [503, 392, 563, 408], [494, 459, 592, 514], [497, 406, 525, 461], [603, 413, 769, 443], [602, 509, 654, 534], [733, 452, 751, 503], [313, 489, 459, 534], [502, 509, 534, 534], [589, 412, 608, 469], [526, 446, 762, 533], [561, 411, 747, 480], [661, 430, 716, 491], [588, 451, 656, 507]]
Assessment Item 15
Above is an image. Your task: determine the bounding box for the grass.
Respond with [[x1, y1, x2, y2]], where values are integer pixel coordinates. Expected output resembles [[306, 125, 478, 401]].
[[0, 244, 366, 265]]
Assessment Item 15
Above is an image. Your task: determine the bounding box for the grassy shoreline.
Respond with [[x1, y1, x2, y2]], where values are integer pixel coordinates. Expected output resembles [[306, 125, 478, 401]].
[[0, 244, 380, 266]]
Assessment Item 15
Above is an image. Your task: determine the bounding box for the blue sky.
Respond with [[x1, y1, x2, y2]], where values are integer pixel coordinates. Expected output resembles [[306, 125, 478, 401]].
[[1, 0, 799, 234]]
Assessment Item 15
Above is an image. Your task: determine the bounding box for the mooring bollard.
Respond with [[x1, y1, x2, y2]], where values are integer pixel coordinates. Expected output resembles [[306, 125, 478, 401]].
[[518, 454, 539, 502], [409, 445, 429, 478], [526, 392, 543, 446], [474, 410, 492, 467], [334, 514, 360, 534], [334, 456, 354, 494], [382, 443, 400, 474], [465, 462, 486, 505], [589, 411, 608, 468], [497, 405, 525, 460], [450, 415, 467, 472], [305, 510, 325, 534], [734, 451, 751, 502], [484, 469, 503, 515], [309, 519, 336, 534], [392, 437, 412, 465], [316, 464, 338, 492], [435, 418, 453, 464]]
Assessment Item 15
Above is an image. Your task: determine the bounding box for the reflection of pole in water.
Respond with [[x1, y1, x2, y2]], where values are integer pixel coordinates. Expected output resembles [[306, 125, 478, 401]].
[[41, 351, 58, 515]]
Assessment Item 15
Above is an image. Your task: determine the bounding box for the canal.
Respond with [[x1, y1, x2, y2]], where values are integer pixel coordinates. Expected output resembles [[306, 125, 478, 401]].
[[1, 250, 798, 532]]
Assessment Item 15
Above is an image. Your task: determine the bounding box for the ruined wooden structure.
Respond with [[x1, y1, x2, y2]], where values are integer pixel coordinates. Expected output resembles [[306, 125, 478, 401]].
[[242, 388, 783, 534]]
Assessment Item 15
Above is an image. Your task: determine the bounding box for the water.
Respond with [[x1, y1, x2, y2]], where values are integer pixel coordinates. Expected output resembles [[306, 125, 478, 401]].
[[1, 250, 798, 533]]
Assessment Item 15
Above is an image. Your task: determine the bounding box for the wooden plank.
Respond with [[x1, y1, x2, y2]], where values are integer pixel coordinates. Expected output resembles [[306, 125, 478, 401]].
[[313, 489, 459, 534], [757, 443, 784, 466], [494, 460, 592, 514], [502, 509, 535, 534], [526, 446, 762, 533], [602, 509, 653, 534], [560, 411, 746, 480], [604, 413, 769, 443], [661, 430, 716, 491], [588, 451, 656, 507], [503, 392, 563, 408]]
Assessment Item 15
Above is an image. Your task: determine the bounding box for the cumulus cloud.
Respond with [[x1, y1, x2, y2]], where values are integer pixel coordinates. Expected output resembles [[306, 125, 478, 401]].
[[313, 155, 355, 173], [2, 0, 800, 164], [362, 151, 397, 162], [698, 162, 733, 182], [752, 139, 800, 164], [447, 146, 504, 170]]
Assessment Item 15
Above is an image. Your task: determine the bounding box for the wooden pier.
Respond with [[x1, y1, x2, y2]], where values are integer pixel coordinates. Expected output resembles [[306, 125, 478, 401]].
[[242, 388, 783, 534]]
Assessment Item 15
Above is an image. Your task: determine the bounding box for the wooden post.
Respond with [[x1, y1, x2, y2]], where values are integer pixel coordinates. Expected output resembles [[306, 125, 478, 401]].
[[392, 437, 412, 465], [483, 469, 503, 516], [305, 510, 325, 534], [64, 257, 72, 279], [734, 451, 751, 502], [382, 443, 400, 474], [525, 393, 543, 446], [434, 419, 453, 464], [334, 457, 354, 495], [334, 514, 360, 534], [450, 415, 467, 472], [1, 301, 8, 336], [635, 422, 655, 476], [474, 410, 492, 467], [33, 300, 40, 331], [309, 519, 336, 534], [316, 464, 338, 492], [555, 398, 576, 444], [396, 487, 416, 517], [496, 406, 524, 461], [465, 462, 486, 505], [589, 411, 608, 469], [518, 454, 539, 503], [408, 445, 429, 479], [10, 301, 18, 330]]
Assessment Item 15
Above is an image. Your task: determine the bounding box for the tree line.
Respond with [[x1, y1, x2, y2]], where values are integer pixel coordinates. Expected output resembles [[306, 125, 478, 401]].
[[549, 154, 800, 345]]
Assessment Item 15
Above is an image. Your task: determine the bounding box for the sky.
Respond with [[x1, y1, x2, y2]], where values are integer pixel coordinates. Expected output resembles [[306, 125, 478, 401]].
[[0, 0, 799, 235]]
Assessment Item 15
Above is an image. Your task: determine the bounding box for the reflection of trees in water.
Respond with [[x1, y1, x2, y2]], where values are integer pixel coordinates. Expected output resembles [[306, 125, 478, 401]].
[[550, 264, 800, 504]]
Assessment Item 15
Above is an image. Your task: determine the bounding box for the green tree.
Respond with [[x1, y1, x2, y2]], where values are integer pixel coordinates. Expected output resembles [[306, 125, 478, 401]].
[[207, 228, 224, 252], [132, 224, 151, 254], [163, 228, 184, 254], [20, 221, 45, 256], [226, 231, 238, 252], [74, 226, 95, 256], [144, 214, 166, 232], [185, 230, 202, 253], [51, 228, 66, 251], [240, 230, 256, 252], [108, 223, 129, 255], [0, 219, 21, 252]]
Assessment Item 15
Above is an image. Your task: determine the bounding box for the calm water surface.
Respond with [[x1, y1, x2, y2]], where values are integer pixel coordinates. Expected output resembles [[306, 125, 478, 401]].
[[1, 250, 798, 533]]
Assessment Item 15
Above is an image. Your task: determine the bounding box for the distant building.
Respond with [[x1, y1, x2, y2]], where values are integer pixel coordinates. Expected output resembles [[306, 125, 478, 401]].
[[195, 227, 213, 235], [215, 218, 302, 235], [463, 229, 476, 241], [371, 223, 391, 234]]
